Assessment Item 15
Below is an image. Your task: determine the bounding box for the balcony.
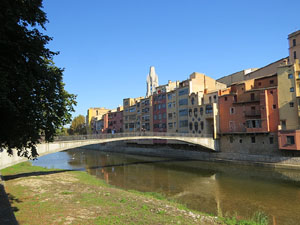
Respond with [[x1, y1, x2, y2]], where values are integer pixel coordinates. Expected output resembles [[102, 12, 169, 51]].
[[244, 110, 261, 117]]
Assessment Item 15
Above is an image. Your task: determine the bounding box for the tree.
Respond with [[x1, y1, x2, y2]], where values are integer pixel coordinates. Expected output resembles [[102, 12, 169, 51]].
[[0, 0, 77, 158], [68, 115, 87, 135]]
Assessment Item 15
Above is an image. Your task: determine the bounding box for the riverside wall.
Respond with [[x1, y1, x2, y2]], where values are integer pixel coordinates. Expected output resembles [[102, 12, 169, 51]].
[[82, 141, 300, 170]]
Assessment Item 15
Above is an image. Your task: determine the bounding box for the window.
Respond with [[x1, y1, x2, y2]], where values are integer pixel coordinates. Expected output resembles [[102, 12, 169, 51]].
[[206, 105, 213, 114], [129, 107, 136, 112], [158, 114, 162, 119], [270, 90, 273, 94], [287, 136, 295, 145], [230, 107, 235, 114], [189, 109, 192, 117], [163, 113, 166, 119], [281, 120, 286, 130], [293, 39, 296, 47], [168, 113, 173, 119], [168, 123, 173, 129], [162, 103, 166, 108], [209, 96, 212, 103], [239, 139, 243, 144], [191, 97, 195, 105], [251, 136, 256, 143], [246, 120, 262, 128], [294, 51, 297, 59], [179, 99, 188, 105], [234, 95, 237, 102], [194, 122, 198, 131], [290, 87, 294, 92], [250, 93, 255, 101], [200, 107, 203, 115], [272, 104, 277, 109], [194, 108, 198, 117], [258, 82, 261, 86], [168, 94, 172, 100], [288, 74, 293, 79], [225, 96, 228, 101], [290, 102, 294, 107], [179, 109, 188, 117], [179, 120, 188, 127], [189, 122, 193, 130], [270, 80, 274, 84], [200, 121, 204, 130], [269, 137, 274, 144], [178, 88, 189, 96]]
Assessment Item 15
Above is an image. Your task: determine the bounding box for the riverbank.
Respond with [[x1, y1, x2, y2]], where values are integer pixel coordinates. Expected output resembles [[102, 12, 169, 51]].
[[0, 162, 268, 225], [86, 142, 300, 170]]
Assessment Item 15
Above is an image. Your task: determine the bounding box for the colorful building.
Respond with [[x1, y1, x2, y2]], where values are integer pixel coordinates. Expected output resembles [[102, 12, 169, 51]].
[[123, 97, 144, 132], [86, 107, 110, 133], [103, 107, 123, 133], [176, 72, 226, 133], [188, 90, 219, 139], [277, 30, 300, 150]]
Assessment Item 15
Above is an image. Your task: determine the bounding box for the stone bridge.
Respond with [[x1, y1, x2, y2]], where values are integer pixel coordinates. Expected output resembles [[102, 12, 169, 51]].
[[0, 132, 218, 170]]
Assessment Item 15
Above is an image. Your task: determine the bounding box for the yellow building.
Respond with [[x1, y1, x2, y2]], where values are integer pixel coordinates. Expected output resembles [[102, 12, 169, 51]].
[[86, 107, 110, 128], [177, 72, 226, 133], [123, 97, 144, 132]]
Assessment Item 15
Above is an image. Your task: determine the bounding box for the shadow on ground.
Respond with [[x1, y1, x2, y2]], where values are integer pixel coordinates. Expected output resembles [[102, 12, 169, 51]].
[[0, 182, 18, 225]]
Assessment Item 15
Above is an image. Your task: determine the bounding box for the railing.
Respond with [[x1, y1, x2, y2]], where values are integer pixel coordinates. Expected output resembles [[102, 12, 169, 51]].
[[53, 132, 214, 142], [244, 110, 261, 117]]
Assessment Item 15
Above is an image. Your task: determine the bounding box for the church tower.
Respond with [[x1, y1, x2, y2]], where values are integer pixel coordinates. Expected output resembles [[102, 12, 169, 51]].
[[146, 66, 159, 97]]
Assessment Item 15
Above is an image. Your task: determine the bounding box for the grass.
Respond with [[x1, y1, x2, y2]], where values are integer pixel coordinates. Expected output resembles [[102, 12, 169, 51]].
[[1, 162, 269, 225]]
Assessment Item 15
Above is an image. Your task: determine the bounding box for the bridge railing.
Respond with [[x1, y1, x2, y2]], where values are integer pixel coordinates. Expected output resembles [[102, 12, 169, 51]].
[[53, 132, 213, 142]]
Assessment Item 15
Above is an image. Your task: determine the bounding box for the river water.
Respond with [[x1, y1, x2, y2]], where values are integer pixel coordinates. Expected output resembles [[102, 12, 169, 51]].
[[32, 148, 300, 225]]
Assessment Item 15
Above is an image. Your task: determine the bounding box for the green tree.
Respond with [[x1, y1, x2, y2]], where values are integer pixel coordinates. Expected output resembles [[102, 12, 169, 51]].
[[0, 0, 76, 158], [68, 115, 87, 135]]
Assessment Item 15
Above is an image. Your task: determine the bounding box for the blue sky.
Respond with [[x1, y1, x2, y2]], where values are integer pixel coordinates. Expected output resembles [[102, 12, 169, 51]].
[[42, 0, 300, 119]]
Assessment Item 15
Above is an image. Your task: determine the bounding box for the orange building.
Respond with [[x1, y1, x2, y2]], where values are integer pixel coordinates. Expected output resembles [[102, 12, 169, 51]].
[[219, 74, 280, 154]]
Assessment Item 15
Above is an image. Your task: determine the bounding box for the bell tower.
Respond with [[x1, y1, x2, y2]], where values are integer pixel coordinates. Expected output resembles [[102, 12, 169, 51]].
[[146, 66, 159, 97]]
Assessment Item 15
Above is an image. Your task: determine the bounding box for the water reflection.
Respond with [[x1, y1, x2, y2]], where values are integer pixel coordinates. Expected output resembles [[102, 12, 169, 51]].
[[33, 148, 300, 225]]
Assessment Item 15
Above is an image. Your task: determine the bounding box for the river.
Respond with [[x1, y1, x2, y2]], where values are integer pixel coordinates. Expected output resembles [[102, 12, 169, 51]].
[[32, 148, 300, 225]]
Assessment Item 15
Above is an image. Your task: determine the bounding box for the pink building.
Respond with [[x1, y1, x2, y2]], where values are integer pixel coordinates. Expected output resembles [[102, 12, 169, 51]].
[[153, 91, 167, 132], [103, 107, 123, 133]]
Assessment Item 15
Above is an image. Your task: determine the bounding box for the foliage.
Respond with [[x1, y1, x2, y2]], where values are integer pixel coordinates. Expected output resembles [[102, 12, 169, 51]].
[[0, 0, 76, 158], [221, 211, 269, 225], [68, 115, 87, 135]]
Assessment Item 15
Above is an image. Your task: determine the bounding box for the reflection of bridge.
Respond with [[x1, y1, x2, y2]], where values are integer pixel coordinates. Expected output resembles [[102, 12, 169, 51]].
[[0, 132, 218, 170]]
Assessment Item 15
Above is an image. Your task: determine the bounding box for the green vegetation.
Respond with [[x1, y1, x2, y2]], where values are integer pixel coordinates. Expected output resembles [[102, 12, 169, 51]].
[[68, 115, 87, 135], [0, 0, 76, 159], [1, 162, 269, 225]]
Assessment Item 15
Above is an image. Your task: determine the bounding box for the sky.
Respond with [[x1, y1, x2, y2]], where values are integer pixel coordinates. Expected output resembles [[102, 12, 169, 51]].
[[42, 0, 300, 119]]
